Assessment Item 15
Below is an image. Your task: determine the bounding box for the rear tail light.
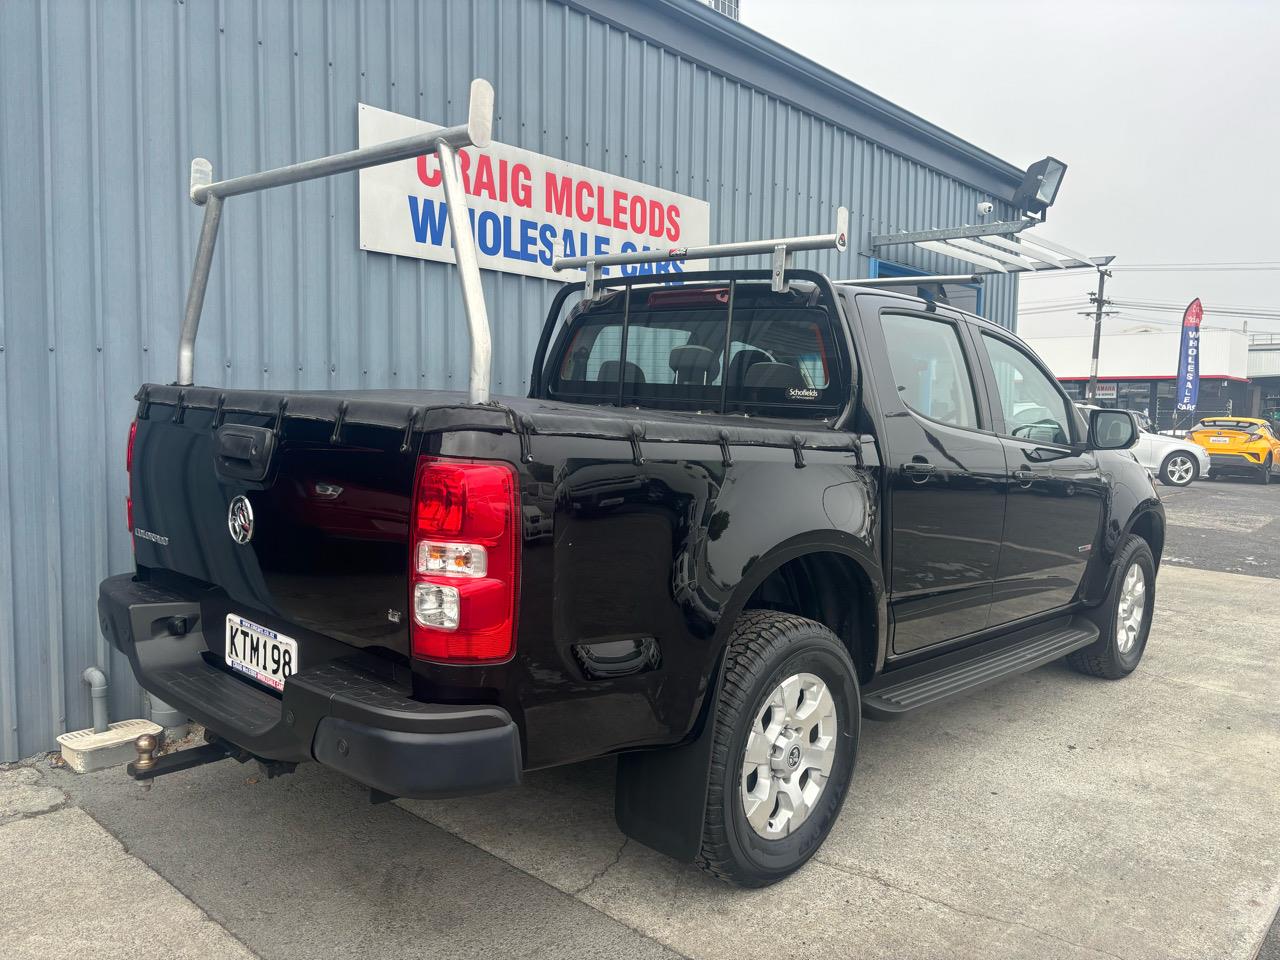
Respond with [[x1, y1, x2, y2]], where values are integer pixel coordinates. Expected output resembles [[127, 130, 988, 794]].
[[126, 421, 137, 539], [410, 457, 520, 662], [417, 541, 488, 577]]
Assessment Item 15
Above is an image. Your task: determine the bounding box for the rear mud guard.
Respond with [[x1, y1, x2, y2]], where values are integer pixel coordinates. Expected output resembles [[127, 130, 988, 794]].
[[614, 652, 725, 862]]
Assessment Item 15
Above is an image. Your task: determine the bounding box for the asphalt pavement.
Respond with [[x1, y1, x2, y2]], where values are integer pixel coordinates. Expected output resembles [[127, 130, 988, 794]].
[[3, 472, 1278, 960], [1159, 472, 1280, 578]]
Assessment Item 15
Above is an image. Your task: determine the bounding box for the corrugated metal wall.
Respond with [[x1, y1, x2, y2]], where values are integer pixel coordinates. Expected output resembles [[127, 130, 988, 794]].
[[0, 0, 1019, 761]]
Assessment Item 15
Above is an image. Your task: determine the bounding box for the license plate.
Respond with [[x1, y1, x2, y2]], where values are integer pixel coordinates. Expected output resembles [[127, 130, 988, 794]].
[[1210, 437, 1230, 444], [225, 615, 297, 692]]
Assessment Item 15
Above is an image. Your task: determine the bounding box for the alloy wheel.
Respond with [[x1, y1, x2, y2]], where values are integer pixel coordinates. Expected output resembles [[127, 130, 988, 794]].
[[1115, 562, 1147, 654], [1166, 456, 1194, 485], [740, 672, 838, 839]]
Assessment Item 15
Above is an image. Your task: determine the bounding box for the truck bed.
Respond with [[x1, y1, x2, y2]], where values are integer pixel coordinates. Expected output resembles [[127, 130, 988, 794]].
[[136, 382, 866, 452], [129, 380, 868, 690]]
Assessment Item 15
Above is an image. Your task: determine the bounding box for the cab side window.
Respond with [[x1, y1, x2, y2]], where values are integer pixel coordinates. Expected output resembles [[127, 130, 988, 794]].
[[982, 334, 1073, 445], [879, 313, 980, 429]]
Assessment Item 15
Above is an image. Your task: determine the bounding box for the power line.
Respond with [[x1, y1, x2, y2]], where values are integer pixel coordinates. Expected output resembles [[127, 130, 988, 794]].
[[1017, 260, 1280, 282], [1118, 260, 1280, 267], [1018, 296, 1093, 313], [1020, 304, 1090, 315], [1109, 265, 1280, 273], [1020, 297, 1083, 306], [1021, 297, 1280, 320], [1110, 300, 1280, 320], [1112, 297, 1279, 310]]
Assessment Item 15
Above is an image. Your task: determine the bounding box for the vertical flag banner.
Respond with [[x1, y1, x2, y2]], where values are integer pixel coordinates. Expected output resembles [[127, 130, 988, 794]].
[[1174, 298, 1203, 411]]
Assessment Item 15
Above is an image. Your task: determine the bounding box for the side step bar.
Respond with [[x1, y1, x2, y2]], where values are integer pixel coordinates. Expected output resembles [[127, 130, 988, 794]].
[[862, 620, 1099, 719]]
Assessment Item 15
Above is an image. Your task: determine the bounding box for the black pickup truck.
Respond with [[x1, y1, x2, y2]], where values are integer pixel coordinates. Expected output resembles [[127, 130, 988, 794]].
[[99, 78, 1163, 886], [100, 265, 1164, 886]]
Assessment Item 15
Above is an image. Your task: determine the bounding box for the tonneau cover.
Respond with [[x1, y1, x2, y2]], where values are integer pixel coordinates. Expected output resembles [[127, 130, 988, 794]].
[[138, 384, 860, 453]]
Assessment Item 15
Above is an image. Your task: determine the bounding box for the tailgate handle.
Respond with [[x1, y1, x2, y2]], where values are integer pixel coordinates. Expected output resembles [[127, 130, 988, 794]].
[[214, 425, 276, 482]]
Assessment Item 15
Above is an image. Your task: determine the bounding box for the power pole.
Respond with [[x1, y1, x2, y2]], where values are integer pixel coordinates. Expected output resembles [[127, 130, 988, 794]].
[[1085, 267, 1113, 402]]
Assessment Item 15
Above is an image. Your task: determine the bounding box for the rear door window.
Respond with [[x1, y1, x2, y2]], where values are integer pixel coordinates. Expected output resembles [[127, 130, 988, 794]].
[[878, 313, 980, 429]]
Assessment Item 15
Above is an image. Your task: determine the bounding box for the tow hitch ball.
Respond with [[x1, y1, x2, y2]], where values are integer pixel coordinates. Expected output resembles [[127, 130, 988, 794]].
[[127, 731, 296, 782]]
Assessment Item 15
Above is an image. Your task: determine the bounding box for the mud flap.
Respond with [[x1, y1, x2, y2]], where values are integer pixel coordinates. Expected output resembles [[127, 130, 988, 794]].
[[614, 652, 724, 862]]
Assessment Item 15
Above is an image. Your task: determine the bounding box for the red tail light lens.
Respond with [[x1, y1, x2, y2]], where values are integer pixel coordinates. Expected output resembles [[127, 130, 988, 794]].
[[126, 421, 137, 538], [410, 456, 520, 663]]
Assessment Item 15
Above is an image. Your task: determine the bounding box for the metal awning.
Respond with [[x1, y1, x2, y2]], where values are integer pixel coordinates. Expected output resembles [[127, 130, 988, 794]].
[[871, 219, 1113, 274]]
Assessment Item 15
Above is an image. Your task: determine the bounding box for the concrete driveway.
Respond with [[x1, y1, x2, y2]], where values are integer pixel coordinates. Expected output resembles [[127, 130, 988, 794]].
[[394, 564, 1280, 960], [5, 483, 1279, 960]]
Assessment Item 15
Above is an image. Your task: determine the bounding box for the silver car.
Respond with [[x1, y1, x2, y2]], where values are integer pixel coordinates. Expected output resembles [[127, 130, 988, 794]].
[[1077, 405, 1209, 486]]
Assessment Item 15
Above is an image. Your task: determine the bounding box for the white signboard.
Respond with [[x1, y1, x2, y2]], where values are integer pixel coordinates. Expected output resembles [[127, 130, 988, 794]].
[[357, 104, 711, 282]]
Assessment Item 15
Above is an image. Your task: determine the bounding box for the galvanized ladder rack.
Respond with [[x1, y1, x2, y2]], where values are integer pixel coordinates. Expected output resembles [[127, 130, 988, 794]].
[[833, 273, 984, 286], [553, 207, 850, 299], [178, 78, 496, 405]]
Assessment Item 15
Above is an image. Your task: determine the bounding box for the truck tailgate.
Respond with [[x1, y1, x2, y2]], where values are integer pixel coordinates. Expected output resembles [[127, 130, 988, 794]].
[[128, 385, 510, 661]]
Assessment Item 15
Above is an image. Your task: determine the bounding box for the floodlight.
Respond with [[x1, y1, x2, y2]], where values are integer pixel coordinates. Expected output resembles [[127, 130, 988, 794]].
[[1012, 156, 1067, 219]]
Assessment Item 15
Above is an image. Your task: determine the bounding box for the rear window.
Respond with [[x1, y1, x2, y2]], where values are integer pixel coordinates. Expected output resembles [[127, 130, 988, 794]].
[[544, 283, 846, 418]]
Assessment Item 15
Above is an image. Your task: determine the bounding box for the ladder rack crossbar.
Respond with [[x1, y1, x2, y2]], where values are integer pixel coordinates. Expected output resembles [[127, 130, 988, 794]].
[[834, 274, 984, 286], [553, 207, 849, 297]]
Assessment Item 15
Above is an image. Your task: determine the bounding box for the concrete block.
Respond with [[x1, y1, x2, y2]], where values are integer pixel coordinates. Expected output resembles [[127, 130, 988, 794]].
[[56, 719, 162, 773]]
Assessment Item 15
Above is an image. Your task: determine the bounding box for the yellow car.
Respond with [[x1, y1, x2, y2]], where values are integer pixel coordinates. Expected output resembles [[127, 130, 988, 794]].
[[1187, 417, 1280, 484]]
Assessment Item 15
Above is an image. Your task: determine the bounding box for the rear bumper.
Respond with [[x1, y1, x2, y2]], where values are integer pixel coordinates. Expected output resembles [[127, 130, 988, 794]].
[[1208, 453, 1265, 475], [97, 573, 521, 798]]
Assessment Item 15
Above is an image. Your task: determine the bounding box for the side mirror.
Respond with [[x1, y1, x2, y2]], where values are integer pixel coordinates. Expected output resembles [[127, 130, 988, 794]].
[[1089, 408, 1138, 450]]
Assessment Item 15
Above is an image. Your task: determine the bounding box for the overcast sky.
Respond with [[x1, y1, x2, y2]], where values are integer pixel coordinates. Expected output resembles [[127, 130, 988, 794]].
[[739, 0, 1280, 335]]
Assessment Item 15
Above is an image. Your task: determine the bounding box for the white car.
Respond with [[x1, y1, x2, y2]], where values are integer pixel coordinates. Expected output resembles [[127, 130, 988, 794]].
[[1077, 405, 1209, 486], [1133, 429, 1210, 486]]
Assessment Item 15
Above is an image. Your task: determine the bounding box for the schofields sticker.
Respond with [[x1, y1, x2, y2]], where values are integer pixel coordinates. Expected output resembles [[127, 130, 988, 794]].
[[787, 387, 820, 400]]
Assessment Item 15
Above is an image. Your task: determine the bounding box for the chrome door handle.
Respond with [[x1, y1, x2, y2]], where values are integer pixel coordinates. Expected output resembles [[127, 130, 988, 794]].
[[1012, 469, 1035, 486], [902, 462, 936, 483]]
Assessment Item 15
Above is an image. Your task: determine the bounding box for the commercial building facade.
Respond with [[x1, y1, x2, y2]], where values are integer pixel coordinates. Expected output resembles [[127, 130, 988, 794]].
[[1025, 326, 1250, 430], [1247, 335, 1280, 424], [0, 0, 1027, 759]]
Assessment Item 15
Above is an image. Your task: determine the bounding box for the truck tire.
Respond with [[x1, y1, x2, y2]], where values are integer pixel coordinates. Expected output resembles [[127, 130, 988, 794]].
[[695, 610, 859, 887], [1158, 452, 1197, 487], [1067, 535, 1155, 680]]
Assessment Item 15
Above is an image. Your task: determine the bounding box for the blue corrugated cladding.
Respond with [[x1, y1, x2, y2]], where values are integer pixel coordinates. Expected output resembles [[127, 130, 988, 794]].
[[0, 0, 1019, 760]]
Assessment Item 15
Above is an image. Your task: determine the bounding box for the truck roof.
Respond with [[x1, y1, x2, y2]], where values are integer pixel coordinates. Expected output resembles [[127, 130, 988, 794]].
[[834, 282, 1014, 336]]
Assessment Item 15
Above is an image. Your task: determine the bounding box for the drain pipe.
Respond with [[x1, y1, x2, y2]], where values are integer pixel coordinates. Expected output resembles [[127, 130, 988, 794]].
[[147, 694, 189, 741], [82, 667, 109, 734]]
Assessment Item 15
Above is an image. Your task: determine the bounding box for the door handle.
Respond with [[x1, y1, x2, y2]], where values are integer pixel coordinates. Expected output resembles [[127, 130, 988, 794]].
[[1012, 469, 1035, 487], [214, 424, 277, 483], [902, 462, 936, 483]]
